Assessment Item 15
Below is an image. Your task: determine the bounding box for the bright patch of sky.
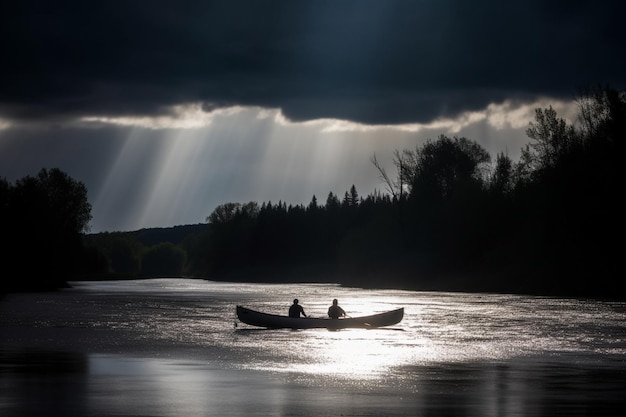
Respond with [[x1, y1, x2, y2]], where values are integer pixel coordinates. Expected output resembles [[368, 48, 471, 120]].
[[80, 98, 578, 135]]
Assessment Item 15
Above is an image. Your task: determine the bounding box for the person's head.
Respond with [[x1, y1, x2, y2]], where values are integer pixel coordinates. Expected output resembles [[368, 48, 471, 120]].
[[293, 299, 299, 304], [332, 299, 338, 306]]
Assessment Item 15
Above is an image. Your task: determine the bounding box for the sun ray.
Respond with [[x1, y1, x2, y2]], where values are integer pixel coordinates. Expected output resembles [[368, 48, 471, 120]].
[[91, 127, 158, 231], [82, 98, 579, 232]]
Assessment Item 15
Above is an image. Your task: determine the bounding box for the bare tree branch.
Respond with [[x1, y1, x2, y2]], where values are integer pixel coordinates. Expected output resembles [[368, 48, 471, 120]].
[[371, 154, 397, 199]]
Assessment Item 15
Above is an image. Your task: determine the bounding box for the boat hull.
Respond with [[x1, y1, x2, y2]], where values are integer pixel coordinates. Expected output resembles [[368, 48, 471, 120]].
[[236, 306, 403, 329]]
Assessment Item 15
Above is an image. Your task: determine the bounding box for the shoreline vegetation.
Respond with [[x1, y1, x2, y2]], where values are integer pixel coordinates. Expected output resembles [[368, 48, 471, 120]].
[[2, 86, 624, 300]]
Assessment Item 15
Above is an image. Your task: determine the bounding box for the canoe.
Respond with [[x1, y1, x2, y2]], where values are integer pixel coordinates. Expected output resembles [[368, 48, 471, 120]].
[[236, 305, 404, 329]]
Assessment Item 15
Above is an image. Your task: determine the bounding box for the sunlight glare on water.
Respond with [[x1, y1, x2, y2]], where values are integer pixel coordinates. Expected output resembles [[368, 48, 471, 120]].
[[55, 279, 626, 383], [3, 278, 626, 416]]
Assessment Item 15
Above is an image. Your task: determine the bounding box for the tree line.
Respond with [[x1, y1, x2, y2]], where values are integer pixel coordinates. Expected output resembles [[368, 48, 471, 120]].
[[80, 225, 205, 280], [2, 85, 623, 299]]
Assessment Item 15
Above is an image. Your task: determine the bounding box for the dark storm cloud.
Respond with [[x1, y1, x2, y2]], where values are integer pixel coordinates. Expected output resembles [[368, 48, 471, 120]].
[[2, 0, 625, 125]]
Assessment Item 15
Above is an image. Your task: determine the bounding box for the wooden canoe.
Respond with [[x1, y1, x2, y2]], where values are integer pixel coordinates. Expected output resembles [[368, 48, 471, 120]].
[[236, 305, 404, 329]]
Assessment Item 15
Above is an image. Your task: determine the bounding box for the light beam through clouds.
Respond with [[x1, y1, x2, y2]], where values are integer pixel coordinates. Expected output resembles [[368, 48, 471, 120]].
[[47, 97, 575, 233]]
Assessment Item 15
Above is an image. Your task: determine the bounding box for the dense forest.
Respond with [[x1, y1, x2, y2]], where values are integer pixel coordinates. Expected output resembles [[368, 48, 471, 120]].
[[2, 86, 624, 299]]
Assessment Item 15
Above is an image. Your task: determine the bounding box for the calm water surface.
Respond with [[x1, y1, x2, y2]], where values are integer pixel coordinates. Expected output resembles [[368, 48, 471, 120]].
[[1, 278, 626, 416]]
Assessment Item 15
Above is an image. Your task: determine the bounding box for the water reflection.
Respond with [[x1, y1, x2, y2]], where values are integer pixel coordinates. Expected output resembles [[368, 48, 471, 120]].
[[235, 328, 414, 379], [0, 350, 89, 417], [2, 279, 626, 416], [2, 351, 625, 416]]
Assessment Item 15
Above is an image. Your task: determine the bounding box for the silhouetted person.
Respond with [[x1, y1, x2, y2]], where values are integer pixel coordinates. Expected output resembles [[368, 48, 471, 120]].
[[289, 299, 307, 318], [328, 299, 346, 319]]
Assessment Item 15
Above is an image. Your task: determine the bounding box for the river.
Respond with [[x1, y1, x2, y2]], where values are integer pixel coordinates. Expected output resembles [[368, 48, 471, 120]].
[[1, 278, 625, 416]]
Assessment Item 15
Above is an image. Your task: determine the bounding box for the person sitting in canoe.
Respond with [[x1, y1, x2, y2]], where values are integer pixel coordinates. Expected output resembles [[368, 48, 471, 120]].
[[328, 299, 346, 319], [288, 299, 307, 318]]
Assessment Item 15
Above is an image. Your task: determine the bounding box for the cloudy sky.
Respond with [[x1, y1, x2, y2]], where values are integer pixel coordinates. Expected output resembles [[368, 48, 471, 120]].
[[1, 0, 624, 233]]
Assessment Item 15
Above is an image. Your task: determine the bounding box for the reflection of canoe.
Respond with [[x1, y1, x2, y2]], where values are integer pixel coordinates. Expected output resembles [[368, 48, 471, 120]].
[[236, 306, 404, 329]]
